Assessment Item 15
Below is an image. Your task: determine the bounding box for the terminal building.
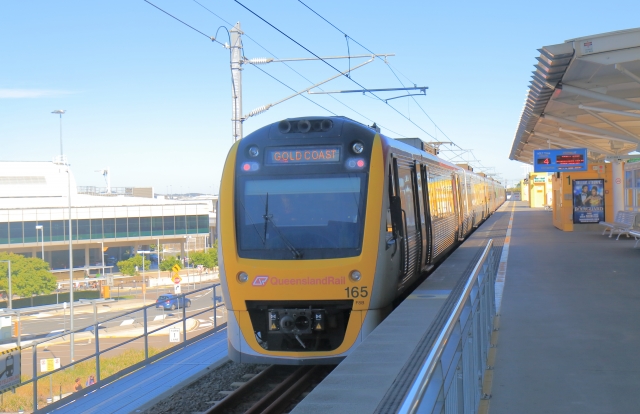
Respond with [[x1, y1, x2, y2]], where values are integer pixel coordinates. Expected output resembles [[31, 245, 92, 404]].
[[0, 159, 215, 278]]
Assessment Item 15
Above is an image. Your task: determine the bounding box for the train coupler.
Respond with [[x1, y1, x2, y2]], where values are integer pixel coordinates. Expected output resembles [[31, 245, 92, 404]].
[[268, 308, 325, 335]]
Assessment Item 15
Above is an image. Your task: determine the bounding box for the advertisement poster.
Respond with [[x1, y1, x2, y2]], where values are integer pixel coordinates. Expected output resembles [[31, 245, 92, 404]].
[[573, 179, 605, 224]]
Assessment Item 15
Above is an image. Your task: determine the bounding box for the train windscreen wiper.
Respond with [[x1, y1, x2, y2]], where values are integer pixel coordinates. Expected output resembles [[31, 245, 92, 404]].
[[263, 193, 303, 259]]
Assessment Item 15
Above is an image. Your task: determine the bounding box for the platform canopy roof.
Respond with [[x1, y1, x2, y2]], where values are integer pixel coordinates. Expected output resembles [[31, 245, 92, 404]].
[[510, 28, 640, 165]]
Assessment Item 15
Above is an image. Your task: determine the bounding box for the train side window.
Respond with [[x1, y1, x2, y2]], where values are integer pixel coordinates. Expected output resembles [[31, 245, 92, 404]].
[[387, 164, 397, 237], [388, 164, 396, 198], [397, 167, 416, 228]]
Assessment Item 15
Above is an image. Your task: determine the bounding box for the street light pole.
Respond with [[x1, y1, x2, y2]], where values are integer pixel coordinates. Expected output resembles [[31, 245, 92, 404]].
[[35, 225, 44, 261], [0, 261, 11, 310], [157, 238, 161, 296], [136, 250, 150, 306], [141, 252, 145, 306], [52, 109, 74, 361]]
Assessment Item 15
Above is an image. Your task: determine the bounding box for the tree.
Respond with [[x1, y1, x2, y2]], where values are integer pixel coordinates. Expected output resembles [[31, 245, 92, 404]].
[[209, 239, 218, 268], [0, 252, 57, 298], [189, 251, 214, 269], [117, 255, 151, 276], [188, 240, 218, 269], [159, 256, 182, 272]]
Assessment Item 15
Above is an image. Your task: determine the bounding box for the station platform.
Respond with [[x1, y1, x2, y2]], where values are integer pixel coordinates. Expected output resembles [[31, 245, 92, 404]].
[[49, 328, 228, 414], [294, 200, 640, 413], [488, 202, 640, 413]]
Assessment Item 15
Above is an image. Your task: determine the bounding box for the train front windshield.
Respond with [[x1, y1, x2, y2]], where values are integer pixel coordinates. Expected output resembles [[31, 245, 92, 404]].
[[236, 174, 367, 260]]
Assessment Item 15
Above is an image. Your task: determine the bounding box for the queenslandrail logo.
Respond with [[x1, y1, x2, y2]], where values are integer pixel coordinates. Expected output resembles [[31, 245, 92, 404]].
[[252, 276, 269, 286], [252, 275, 346, 286]]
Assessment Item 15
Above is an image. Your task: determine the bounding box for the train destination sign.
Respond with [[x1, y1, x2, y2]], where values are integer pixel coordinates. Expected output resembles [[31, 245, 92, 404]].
[[266, 146, 340, 165], [533, 148, 588, 172]]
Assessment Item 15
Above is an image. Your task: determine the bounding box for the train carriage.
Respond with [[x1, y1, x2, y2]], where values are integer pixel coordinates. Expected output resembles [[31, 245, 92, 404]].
[[218, 116, 504, 365]]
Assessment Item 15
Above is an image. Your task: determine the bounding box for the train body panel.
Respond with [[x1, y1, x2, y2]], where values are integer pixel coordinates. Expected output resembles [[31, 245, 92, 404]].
[[218, 116, 504, 365]]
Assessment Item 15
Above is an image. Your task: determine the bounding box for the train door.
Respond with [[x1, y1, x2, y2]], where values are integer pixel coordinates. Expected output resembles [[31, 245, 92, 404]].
[[460, 171, 470, 236], [414, 162, 428, 271], [452, 173, 464, 241], [420, 164, 433, 265], [389, 157, 421, 283]]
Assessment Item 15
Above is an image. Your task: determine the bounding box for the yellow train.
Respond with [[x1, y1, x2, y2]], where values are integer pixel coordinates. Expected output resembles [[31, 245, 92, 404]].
[[218, 116, 505, 364]]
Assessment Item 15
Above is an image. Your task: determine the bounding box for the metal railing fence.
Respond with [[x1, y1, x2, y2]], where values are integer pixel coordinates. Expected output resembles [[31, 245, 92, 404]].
[[8, 283, 226, 413], [399, 239, 497, 414]]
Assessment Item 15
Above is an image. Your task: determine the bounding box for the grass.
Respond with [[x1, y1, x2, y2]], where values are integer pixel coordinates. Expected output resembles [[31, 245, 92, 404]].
[[1, 346, 170, 412]]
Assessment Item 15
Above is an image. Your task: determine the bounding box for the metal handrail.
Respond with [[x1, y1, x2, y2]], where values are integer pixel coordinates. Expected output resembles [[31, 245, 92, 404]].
[[14, 283, 226, 412], [398, 239, 494, 413]]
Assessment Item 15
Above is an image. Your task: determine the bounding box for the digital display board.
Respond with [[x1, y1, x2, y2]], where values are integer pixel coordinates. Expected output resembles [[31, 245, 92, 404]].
[[533, 148, 588, 172], [265, 146, 340, 165]]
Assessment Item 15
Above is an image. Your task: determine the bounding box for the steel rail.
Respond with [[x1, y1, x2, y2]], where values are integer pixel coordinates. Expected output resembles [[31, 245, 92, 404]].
[[204, 365, 277, 413], [244, 366, 314, 414], [262, 365, 322, 413]]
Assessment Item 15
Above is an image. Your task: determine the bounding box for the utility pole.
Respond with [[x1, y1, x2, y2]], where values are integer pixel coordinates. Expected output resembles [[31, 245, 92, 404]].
[[231, 22, 243, 142]]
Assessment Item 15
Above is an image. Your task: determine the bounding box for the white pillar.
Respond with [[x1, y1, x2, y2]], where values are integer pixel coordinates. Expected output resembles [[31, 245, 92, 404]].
[[612, 161, 625, 214]]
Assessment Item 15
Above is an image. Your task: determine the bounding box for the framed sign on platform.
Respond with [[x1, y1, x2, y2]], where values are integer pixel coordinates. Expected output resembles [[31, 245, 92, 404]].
[[573, 179, 605, 224]]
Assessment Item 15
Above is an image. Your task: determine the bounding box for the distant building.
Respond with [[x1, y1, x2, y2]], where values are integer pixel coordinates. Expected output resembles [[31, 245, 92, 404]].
[[0, 160, 212, 276]]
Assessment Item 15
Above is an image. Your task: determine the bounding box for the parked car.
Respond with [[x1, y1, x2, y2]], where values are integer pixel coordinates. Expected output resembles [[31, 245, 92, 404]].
[[155, 294, 191, 310]]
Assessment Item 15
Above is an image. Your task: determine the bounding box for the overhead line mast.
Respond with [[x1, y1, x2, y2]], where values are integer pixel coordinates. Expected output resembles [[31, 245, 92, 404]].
[[229, 22, 423, 142]]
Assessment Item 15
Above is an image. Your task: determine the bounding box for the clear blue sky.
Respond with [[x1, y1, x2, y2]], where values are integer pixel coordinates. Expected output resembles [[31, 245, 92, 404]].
[[2, 0, 639, 193]]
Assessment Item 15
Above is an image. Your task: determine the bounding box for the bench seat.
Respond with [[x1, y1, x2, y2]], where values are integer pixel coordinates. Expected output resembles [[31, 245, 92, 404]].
[[629, 230, 640, 248], [599, 211, 638, 239]]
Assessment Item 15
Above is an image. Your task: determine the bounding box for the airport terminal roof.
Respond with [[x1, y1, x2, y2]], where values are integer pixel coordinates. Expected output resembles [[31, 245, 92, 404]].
[[0, 193, 209, 210], [0, 161, 208, 210], [510, 28, 640, 164]]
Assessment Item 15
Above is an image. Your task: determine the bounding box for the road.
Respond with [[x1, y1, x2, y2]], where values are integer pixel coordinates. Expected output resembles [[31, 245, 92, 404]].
[[15, 283, 223, 341], [6, 284, 228, 378]]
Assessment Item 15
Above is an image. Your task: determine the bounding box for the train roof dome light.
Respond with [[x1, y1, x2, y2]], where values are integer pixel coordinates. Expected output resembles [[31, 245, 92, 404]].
[[277, 118, 333, 135], [278, 120, 291, 133], [297, 119, 311, 133]]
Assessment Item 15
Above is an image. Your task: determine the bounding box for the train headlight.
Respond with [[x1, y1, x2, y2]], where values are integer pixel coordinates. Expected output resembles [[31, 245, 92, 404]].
[[237, 272, 249, 283], [349, 270, 362, 282], [248, 146, 260, 157], [352, 142, 364, 154]]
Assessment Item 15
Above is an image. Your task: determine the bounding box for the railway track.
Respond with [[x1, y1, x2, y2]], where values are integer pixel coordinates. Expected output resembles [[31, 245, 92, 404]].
[[205, 364, 334, 414]]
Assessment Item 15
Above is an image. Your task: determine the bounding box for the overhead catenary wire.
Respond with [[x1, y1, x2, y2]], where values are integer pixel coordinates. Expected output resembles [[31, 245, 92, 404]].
[[142, 0, 494, 173], [144, 0, 405, 138], [297, 0, 445, 134], [143, 0, 226, 46], [296, 0, 496, 173], [142, 1, 500, 178], [232, 0, 437, 139], [191, 0, 407, 137]]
